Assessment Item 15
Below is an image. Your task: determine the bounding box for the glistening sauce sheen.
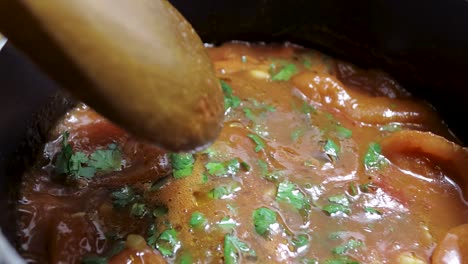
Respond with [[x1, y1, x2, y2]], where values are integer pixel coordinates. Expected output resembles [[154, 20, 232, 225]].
[[16, 42, 468, 264]]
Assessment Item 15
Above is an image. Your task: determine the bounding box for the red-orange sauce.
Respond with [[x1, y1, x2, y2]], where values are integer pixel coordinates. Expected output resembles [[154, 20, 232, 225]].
[[17, 42, 468, 263]]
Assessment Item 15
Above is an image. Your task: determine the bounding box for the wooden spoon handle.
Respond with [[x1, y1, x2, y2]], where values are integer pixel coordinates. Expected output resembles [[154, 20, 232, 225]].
[[0, 0, 224, 152]]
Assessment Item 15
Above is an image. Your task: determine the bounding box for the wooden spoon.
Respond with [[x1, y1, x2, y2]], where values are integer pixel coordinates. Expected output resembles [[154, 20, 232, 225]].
[[0, 0, 224, 152]]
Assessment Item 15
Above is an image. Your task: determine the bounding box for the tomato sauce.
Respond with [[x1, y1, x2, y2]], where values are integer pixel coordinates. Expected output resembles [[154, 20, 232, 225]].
[[16, 42, 468, 264]]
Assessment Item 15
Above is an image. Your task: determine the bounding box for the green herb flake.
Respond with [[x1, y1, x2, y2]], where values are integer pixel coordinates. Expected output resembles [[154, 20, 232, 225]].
[[247, 133, 266, 152], [217, 216, 237, 231], [111, 186, 136, 208], [324, 256, 360, 264], [205, 161, 225, 176], [221, 80, 241, 110], [227, 204, 238, 214], [359, 182, 375, 193], [54, 132, 122, 179], [323, 204, 351, 215], [189, 211, 207, 228], [323, 139, 340, 159], [336, 125, 353, 139], [226, 159, 241, 174], [252, 207, 277, 235], [276, 181, 308, 210], [170, 153, 195, 179], [208, 186, 230, 199], [258, 159, 268, 175], [88, 143, 122, 172], [70, 152, 96, 179], [205, 158, 240, 177], [349, 183, 358, 196], [364, 142, 388, 171], [301, 101, 315, 115], [152, 206, 168, 217], [130, 203, 147, 218], [263, 104, 276, 112], [146, 224, 157, 247], [364, 207, 382, 215], [271, 64, 298, 81], [324, 194, 351, 215], [224, 234, 257, 264], [55, 131, 73, 175], [328, 194, 350, 206], [257, 159, 280, 181], [208, 183, 240, 199], [179, 253, 193, 264], [332, 238, 364, 255], [201, 147, 217, 158], [243, 108, 256, 121], [150, 177, 170, 191], [81, 256, 108, 264], [292, 234, 309, 249], [240, 161, 251, 171], [201, 173, 209, 184], [155, 229, 180, 257], [224, 234, 237, 264]]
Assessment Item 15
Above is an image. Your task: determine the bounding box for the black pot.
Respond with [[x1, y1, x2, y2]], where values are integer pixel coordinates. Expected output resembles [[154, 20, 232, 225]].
[[1, 0, 467, 261]]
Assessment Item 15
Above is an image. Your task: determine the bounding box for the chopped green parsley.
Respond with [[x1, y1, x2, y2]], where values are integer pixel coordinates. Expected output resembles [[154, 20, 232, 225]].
[[323, 139, 340, 160], [364, 142, 388, 170], [252, 208, 277, 235], [130, 203, 147, 218], [205, 158, 240, 177], [208, 183, 241, 199], [291, 234, 309, 250], [54, 131, 122, 179], [189, 211, 207, 228], [155, 228, 180, 257], [170, 153, 195, 179], [276, 181, 308, 210], [332, 238, 364, 255], [324, 256, 360, 264], [247, 133, 266, 152], [152, 206, 168, 217], [364, 207, 382, 215], [301, 101, 316, 115], [217, 217, 237, 231], [221, 80, 241, 110], [328, 194, 350, 206], [323, 195, 351, 215], [243, 108, 255, 121], [335, 125, 353, 139], [224, 234, 256, 264], [271, 64, 298, 81], [111, 186, 136, 208], [257, 159, 281, 181], [88, 143, 122, 171], [323, 204, 351, 215]]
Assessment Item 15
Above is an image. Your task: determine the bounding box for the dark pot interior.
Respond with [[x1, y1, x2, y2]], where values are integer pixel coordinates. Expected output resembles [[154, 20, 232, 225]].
[[1, 0, 467, 259]]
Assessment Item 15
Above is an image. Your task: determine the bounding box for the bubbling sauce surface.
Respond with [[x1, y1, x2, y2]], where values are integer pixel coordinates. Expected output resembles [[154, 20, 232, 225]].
[[17, 42, 468, 264]]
